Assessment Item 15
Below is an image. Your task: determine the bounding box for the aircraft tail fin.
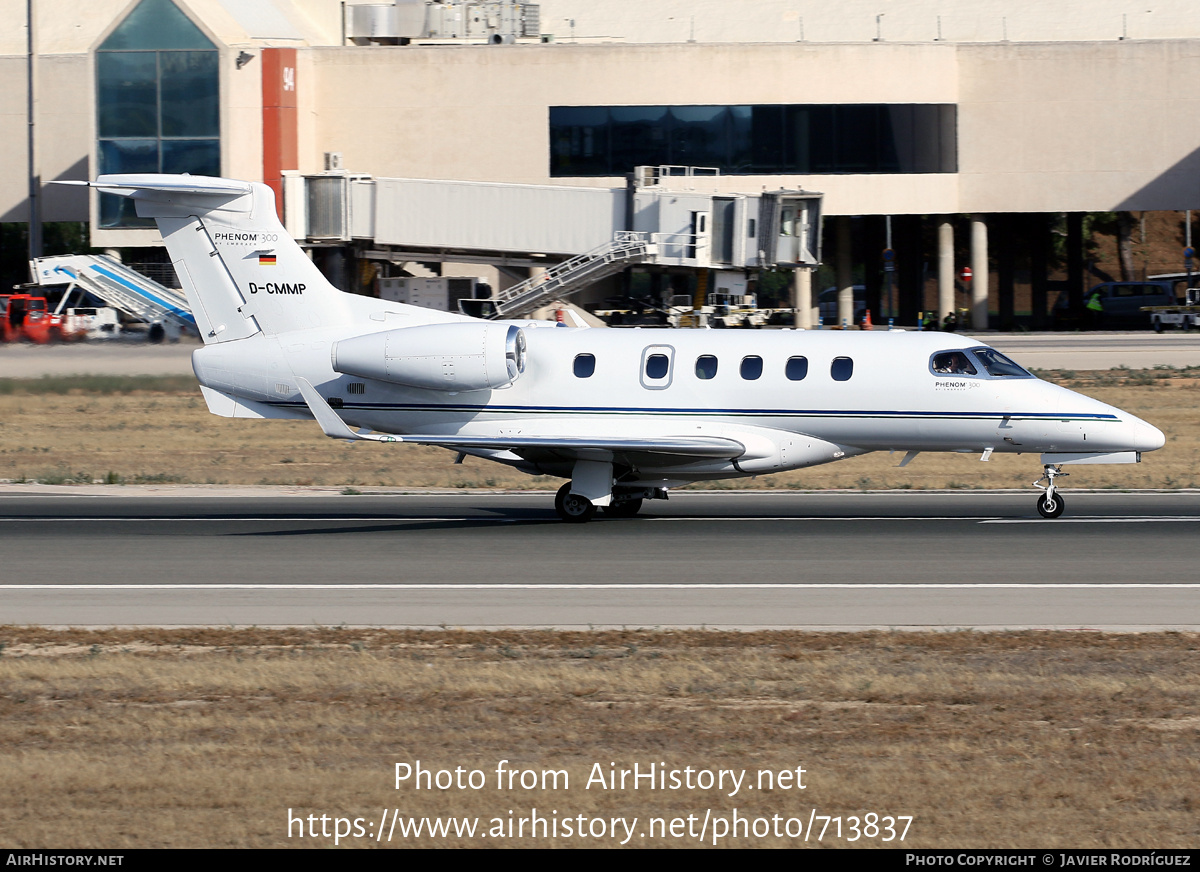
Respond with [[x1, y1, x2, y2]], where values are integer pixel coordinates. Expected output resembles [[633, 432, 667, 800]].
[[58, 175, 355, 343]]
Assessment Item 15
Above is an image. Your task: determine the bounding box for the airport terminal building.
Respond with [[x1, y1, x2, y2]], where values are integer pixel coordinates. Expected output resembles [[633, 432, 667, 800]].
[[4, 0, 1200, 327]]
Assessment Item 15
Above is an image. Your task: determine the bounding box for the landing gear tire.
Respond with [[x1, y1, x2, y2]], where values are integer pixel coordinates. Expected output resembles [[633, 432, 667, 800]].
[[603, 498, 643, 518], [1037, 492, 1066, 519], [555, 482, 596, 523]]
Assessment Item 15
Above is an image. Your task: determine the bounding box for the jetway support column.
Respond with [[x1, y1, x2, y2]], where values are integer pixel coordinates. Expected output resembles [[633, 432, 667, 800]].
[[997, 214, 1016, 331], [836, 216, 853, 328], [938, 218, 955, 323], [971, 214, 989, 331], [1067, 213, 1084, 324], [895, 214, 923, 327], [1030, 214, 1050, 330], [792, 267, 813, 329]]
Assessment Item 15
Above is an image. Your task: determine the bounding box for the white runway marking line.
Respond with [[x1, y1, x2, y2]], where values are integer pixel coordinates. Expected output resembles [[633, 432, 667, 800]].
[[3, 515, 1200, 524], [982, 517, 1200, 524], [4, 583, 1198, 590]]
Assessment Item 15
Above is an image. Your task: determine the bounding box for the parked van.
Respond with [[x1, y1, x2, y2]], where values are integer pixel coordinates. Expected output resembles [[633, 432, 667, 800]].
[[1053, 281, 1177, 329]]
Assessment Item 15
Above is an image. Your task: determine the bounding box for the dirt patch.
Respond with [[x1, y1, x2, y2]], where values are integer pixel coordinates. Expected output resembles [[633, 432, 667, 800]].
[[1, 627, 1197, 848]]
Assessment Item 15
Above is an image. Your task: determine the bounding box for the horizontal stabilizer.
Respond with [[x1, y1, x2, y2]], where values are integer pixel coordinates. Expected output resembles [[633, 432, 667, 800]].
[[53, 175, 253, 198]]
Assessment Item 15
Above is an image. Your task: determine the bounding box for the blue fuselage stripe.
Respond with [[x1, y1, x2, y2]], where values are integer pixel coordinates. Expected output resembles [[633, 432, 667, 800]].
[[265, 400, 1118, 421]]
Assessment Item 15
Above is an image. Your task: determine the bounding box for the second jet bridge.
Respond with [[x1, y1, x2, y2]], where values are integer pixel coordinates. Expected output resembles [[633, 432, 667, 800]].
[[284, 166, 822, 315]]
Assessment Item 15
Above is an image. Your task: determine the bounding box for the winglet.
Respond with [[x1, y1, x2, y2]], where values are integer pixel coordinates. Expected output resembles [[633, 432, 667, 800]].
[[295, 377, 361, 442]]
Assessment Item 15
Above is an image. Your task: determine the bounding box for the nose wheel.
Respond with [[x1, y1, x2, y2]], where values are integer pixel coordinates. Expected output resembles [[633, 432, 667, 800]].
[[1034, 464, 1068, 519]]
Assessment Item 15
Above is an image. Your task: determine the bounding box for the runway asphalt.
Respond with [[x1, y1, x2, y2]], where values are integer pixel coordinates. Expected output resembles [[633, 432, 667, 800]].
[[2, 490, 1197, 629]]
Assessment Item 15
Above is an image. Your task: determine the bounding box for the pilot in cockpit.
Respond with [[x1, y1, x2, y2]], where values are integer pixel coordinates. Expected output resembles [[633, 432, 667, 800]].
[[932, 351, 977, 375]]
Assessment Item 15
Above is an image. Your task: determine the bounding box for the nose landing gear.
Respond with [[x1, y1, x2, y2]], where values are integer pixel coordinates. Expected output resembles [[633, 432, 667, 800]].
[[1034, 464, 1068, 519]]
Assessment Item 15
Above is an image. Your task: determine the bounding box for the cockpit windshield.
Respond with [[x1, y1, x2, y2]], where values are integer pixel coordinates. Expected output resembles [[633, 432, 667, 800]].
[[969, 347, 1032, 378]]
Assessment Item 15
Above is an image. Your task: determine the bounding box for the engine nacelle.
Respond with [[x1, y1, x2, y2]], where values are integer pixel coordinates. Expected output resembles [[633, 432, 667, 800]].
[[332, 322, 526, 392]]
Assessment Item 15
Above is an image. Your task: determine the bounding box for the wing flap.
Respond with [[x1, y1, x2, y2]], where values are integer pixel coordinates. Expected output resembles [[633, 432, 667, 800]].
[[295, 377, 744, 458], [391, 433, 744, 458]]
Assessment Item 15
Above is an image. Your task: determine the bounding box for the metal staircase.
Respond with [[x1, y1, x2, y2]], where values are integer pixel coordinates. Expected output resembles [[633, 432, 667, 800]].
[[31, 255, 196, 334], [490, 232, 656, 318]]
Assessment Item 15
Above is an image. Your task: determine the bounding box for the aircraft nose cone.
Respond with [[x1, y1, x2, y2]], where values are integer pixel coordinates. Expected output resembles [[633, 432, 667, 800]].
[[1130, 416, 1166, 452]]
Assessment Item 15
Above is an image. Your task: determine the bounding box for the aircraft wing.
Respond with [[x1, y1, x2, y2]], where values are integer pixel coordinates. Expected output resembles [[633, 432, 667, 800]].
[[295, 378, 744, 460]]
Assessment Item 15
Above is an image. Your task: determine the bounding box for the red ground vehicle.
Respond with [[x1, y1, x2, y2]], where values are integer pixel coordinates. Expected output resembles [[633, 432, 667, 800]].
[[0, 293, 64, 343]]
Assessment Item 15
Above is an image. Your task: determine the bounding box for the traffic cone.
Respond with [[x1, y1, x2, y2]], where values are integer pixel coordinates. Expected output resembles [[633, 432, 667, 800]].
[[862, 308, 873, 330]]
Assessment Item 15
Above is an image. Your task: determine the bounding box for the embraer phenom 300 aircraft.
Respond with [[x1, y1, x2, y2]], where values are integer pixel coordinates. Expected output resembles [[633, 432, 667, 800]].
[[63, 175, 1165, 522]]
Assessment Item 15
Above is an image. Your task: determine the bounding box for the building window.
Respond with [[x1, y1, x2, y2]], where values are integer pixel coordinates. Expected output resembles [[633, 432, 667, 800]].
[[573, 353, 596, 378], [96, 0, 220, 228], [695, 355, 718, 380], [550, 104, 956, 177], [785, 356, 809, 380]]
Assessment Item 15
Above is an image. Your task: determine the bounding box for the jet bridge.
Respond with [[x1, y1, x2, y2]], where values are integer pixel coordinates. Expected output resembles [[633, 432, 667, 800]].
[[284, 167, 822, 316]]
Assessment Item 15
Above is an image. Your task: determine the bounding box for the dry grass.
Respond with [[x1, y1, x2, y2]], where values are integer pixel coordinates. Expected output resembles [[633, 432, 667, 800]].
[[0, 371, 1197, 491], [1, 628, 1198, 848]]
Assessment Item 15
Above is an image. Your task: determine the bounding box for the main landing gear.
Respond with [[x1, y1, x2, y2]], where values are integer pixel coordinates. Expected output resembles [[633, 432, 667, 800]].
[[554, 482, 597, 523], [1033, 464, 1068, 519], [553, 483, 661, 523]]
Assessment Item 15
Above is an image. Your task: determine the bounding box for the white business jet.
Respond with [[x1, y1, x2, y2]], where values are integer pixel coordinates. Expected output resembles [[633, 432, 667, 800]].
[[62, 175, 1165, 522]]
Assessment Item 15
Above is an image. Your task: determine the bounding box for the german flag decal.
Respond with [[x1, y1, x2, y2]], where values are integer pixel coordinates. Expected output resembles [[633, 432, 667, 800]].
[[259, 254, 277, 266]]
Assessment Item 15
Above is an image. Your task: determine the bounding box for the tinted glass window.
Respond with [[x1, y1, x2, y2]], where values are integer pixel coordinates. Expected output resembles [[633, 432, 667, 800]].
[[695, 355, 718, 379], [96, 0, 218, 228], [96, 52, 158, 137], [740, 356, 763, 380], [98, 0, 217, 50], [645, 354, 670, 380], [550, 103, 957, 176], [573, 353, 595, 378], [785, 356, 808, 380], [831, 357, 854, 381], [931, 351, 978, 375], [159, 51, 219, 136]]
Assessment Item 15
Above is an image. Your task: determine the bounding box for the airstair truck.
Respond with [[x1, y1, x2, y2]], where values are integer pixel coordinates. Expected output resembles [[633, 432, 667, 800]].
[[30, 254, 196, 342]]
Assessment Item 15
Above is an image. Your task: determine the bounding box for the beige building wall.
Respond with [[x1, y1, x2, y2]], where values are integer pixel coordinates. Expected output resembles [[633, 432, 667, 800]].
[[957, 40, 1200, 212], [0, 53, 92, 222], [306, 41, 960, 217], [535, 0, 1200, 45], [4, 1, 1200, 235], [303, 39, 1200, 216]]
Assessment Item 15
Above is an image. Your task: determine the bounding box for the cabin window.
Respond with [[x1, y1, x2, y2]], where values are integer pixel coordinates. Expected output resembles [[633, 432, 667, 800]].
[[695, 355, 718, 380], [930, 351, 977, 376], [645, 354, 670, 380], [831, 356, 854, 381], [969, 347, 1032, 378], [740, 356, 763, 380], [785, 356, 808, 380], [574, 353, 596, 378], [640, 344, 675, 389]]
